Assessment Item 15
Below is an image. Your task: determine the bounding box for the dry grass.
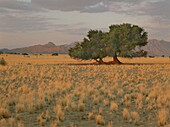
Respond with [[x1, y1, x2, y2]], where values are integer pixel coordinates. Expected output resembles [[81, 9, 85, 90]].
[[88, 112, 94, 120], [0, 54, 169, 126], [9, 117, 15, 127], [0, 118, 7, 127], [107, 121, 113, 127], [123, 108, 129, 120], [110, 102, 118, 112], [78, 102, 85, 112], [104, 99, 109, 106], [54, 105, 64, 121], [96, 115, 105, 125], [0, 108, 9, 118], [157, 108, 168, 126], [131, 111, 139, 125]]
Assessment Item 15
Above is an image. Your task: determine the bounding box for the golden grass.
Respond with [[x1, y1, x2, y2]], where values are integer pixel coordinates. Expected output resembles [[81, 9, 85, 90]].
[[0, 54, 169, 126], [110, 102, 118, 112], [157, 108, 168, 126], [1, 54, 169, 65], [123, 108, 129, 120], [96, 115, 105, 125]]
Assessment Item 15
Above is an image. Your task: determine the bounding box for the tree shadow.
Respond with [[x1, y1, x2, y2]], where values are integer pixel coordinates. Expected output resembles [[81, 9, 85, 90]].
[[57, 62, 169, 66]]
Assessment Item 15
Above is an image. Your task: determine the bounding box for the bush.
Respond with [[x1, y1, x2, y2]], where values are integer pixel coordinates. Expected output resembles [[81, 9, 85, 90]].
[[149, 56, 155, 58], [52, 53, 58, 56], [0, 51, 3, 55], [22, 53, 28, 55], [0, 58, 7, 66]]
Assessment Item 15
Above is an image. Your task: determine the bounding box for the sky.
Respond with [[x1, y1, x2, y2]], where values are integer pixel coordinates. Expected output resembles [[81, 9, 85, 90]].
[[0, 0, 170, 49]]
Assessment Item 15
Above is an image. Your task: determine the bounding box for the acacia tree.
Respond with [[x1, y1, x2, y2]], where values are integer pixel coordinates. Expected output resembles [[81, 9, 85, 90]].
[[69, 30, 107, 64], [69, 23, 148, 64], [105, 23, 148, 64]]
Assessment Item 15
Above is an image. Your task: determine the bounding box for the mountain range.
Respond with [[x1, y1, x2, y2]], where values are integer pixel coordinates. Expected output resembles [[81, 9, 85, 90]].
[[0, 39, 170, 56]]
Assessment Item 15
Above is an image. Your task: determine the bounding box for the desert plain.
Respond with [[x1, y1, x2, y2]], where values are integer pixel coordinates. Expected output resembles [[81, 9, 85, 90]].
[[0, 54, 169, 127]]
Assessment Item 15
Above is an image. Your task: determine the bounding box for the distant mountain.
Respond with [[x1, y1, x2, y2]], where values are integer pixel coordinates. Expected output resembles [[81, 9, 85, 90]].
[[142, 39, 170, 56], [0, 42, 78, 54], [0, 39, 169, 56]]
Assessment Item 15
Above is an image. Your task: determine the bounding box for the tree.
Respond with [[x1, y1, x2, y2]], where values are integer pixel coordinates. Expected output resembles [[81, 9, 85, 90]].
[[69, 23, 148, 64], [69, 30, 107, 64], [0, 58, 7, 66], [105, 23, 148, 64]]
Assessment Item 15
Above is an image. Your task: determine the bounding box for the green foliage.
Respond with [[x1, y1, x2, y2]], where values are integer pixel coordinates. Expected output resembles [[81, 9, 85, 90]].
[[106, 23, 148, 57], [0, 51, 3, 55], [52, 53, 58, 56], [69, 23, 148, 63], [69, 30, 107, 61], [0, 58, 7, 66]]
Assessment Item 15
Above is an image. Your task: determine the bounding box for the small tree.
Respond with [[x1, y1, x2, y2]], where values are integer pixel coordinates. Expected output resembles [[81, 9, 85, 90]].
[[0, 58, 7, 66], [0, 51, 3, 55], [52, 53, 58, 56]]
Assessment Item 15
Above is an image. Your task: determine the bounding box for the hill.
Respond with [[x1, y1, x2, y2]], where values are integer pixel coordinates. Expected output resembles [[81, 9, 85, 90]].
[[0, 39, 169, 56], [0, 42, 77, 54], [142, 39, 170, 56]]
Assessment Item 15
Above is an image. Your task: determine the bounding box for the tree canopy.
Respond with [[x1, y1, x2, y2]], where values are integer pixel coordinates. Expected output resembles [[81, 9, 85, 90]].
[[69, 23, 148, 64]]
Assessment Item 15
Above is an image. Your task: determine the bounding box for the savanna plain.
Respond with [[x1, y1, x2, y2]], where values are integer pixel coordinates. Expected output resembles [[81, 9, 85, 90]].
[[0, 54, 169, 127]]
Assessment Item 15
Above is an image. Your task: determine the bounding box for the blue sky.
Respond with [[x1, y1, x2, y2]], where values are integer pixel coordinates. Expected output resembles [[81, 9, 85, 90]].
[[0, 0, 169, 49]]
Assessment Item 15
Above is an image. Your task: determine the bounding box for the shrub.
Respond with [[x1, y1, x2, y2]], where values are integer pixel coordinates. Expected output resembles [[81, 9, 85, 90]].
[[22, 53, 28, 55], [52, 53, 58, 56], [149, 56, 155, 58], [0, 51, 3, 54], [0, 58, 7, 66]]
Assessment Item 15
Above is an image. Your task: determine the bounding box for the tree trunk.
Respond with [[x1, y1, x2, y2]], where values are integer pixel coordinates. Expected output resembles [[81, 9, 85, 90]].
[[95, 58, 105, 64], [113, 54, 121, 64]]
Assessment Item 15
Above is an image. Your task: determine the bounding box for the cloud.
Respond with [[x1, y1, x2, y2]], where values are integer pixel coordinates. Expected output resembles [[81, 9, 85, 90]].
[[32, 0, 103, 12], [0, 0, 42, 12], [0, 0, 169, 41], [0, 0, 150, 13], [0, 14, 53, 32], [109, 0, 170, 19], [81, 2, 110, 13], [56, 26, 108, 36]]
